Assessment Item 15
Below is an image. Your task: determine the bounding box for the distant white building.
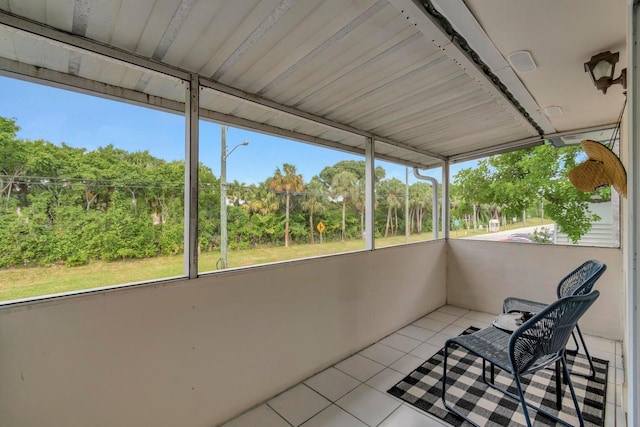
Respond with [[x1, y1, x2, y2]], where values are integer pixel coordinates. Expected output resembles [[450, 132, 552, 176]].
[[556, 201, 618, 247]]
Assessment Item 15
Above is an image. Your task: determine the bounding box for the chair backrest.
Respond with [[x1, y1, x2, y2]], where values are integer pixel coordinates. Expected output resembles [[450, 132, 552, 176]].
[[556, 259, 606, 299], [509, 290, 600, 374]]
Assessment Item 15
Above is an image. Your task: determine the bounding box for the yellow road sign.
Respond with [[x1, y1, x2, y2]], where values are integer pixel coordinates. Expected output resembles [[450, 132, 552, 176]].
[[317, 221, 325, 233]]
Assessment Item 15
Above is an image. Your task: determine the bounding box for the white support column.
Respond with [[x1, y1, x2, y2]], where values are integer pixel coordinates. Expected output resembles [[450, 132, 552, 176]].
[[185, 73, 199, 278], [365, 137, 375, 250], [626, 2, 638, 425], [405, 167, 410, 243], [442, 160, 450, 239], [412, 168, 438, 240]]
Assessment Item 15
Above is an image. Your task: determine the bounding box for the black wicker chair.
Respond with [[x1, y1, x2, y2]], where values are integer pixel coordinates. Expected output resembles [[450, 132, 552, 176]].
[[502, 259, 606, 378], [442, 291, 600, 427]]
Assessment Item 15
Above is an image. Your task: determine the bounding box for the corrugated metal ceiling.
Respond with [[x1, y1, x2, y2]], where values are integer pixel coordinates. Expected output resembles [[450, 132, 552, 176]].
[[0, 0, 556, 168]]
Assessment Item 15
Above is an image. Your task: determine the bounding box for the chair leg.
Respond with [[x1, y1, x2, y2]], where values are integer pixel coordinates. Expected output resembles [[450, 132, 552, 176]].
[[481, 359, 495, 385], [483, 365, 582, 427], [443, 347, 582, 427], [562, 356, 586, 427], [566, 330, 580, 354], [513, 373, 533, 427], [574, 324, 596, 379], [555, 360, 561, 410]]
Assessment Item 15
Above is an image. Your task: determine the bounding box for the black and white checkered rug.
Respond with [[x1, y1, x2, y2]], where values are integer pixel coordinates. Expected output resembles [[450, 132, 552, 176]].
[[388, 327, 608, 426]]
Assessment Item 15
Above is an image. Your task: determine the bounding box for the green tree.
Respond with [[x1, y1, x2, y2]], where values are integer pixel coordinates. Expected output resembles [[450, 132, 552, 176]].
[[318, 160, 385, 186], [227, 180, 251, 207], [247, 181, 279, 216], [452, 163, 491, 231], [330, 171, 357, 242], [269, 164, 304, 248], [318, 160, 386, 241], [377, 178, 405, 237], [351, 180, 366, 239], [451, 144, 599, 243], [0, 118, 28, 207], [408, 182, 433, 233], [198, 163, 220, 252], [301, 177, 328, 244]]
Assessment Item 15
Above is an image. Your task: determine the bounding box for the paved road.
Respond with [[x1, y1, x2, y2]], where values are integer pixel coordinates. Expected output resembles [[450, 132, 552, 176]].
[[457, 223, 556, 241]]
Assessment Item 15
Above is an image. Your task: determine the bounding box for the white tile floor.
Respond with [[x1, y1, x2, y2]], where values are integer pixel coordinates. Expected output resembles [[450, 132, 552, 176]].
[[221, 305, 625, 427]]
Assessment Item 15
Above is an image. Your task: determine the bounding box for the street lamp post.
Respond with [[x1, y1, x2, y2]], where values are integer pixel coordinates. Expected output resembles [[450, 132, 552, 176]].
[[220, 125, 248, 269]]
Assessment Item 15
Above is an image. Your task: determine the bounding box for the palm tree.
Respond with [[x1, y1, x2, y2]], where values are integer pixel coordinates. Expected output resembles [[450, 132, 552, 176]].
[[379, 179, 404, 237], [330, 171, 357, 242], [227, 180, 249, 207], [351, 180, 366, 239], [246, 182, 279, 216], [301, 177, 328, 244], [269, 163, 304, 247], [452, 164, 491, 232], [408, 182, 432, 234]]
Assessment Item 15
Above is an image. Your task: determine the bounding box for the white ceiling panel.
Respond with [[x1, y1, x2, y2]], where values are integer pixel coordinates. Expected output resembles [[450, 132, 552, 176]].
[[5, 0, 46, 22], [84, 0, 121, 42], [0, 0, 628, 169], [0, 25, 16, 60], [45, 0, 75, 32], [13, 27, 71, 72], [110, 0, 157, 53]]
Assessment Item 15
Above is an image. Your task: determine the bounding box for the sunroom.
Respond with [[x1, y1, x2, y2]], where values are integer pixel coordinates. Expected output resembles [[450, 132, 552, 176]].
[[0, 1, 637, 426]]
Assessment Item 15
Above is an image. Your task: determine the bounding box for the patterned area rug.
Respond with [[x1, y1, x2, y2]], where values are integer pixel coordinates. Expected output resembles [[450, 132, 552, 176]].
[[388, 327, 608, 426]]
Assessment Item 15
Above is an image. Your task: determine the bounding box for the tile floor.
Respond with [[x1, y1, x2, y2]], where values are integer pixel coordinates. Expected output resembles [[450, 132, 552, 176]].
[[221, 305, 626, 427]]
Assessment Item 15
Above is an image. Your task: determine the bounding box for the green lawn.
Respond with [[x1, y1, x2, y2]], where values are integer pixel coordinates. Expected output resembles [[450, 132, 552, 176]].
[[0, 218, 553, 302]]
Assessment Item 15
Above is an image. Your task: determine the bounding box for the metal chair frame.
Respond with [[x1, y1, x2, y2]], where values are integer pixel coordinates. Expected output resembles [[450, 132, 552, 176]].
[[502, 259, 606, 379], [442, 291, 600, 427]]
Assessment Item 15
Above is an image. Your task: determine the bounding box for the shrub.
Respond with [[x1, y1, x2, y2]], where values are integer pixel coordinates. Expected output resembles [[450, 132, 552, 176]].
[[66, 252, 89, 267]]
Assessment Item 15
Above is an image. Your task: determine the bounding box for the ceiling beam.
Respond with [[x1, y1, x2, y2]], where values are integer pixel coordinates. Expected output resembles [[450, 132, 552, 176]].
[[387, 0, 548, 137], [199, 78, 448, 161], [0, 9, 447, 163], [448, 135, 544, 163], [428, 0, 555, 135], [0, 10, 190, 81], [2, 57, 417, 165], [0, 57, 186, 114]]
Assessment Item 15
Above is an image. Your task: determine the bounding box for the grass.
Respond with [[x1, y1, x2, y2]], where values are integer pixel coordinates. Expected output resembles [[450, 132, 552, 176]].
[[0, 218, 553, 302]]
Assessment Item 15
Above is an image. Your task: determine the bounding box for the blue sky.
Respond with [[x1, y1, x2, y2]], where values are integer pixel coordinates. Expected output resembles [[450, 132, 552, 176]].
[[0, 75, 471, 184]]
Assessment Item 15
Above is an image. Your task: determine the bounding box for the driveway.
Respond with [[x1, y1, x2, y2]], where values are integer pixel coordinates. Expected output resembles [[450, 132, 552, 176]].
[[461, 223, 556, 241]]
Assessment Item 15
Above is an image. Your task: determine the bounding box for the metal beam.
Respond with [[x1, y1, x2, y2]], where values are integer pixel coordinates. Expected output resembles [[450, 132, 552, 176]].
[[374, 135, 446, 161], [388, 0, 543, 137], [428, 0, 555, 135], [413, 168, 439, 240], [546, 123, 618, 147], [0, 57, 185, 115], [626, 3, 639, 425], [5, 58, 437, 166], [199, 78, 447, 161], [545, 123, 618, 139], [448, 136, 544, 163], [365, 137, 375, 250], [185, 73, 199, 278], [0, 10, 190, 81], [198, 109, 365, 157], [1, 10, 447, 164], [442, 160, 450, 239]]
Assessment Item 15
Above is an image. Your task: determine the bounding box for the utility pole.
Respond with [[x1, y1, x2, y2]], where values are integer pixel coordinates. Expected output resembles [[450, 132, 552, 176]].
[[220, 126, 228, 269], [219, 125, 248, 269]]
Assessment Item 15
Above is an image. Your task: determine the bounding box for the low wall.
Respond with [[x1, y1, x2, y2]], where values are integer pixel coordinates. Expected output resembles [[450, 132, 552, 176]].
[[447, 240, 623, 340], [0, 240, 446, 427]]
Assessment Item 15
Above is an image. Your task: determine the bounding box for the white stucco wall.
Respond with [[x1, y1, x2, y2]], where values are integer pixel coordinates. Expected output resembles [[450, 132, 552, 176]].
[[447, 240, 623, 340], [0, 241, 446, 427], [1, 238, 623, 427]]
